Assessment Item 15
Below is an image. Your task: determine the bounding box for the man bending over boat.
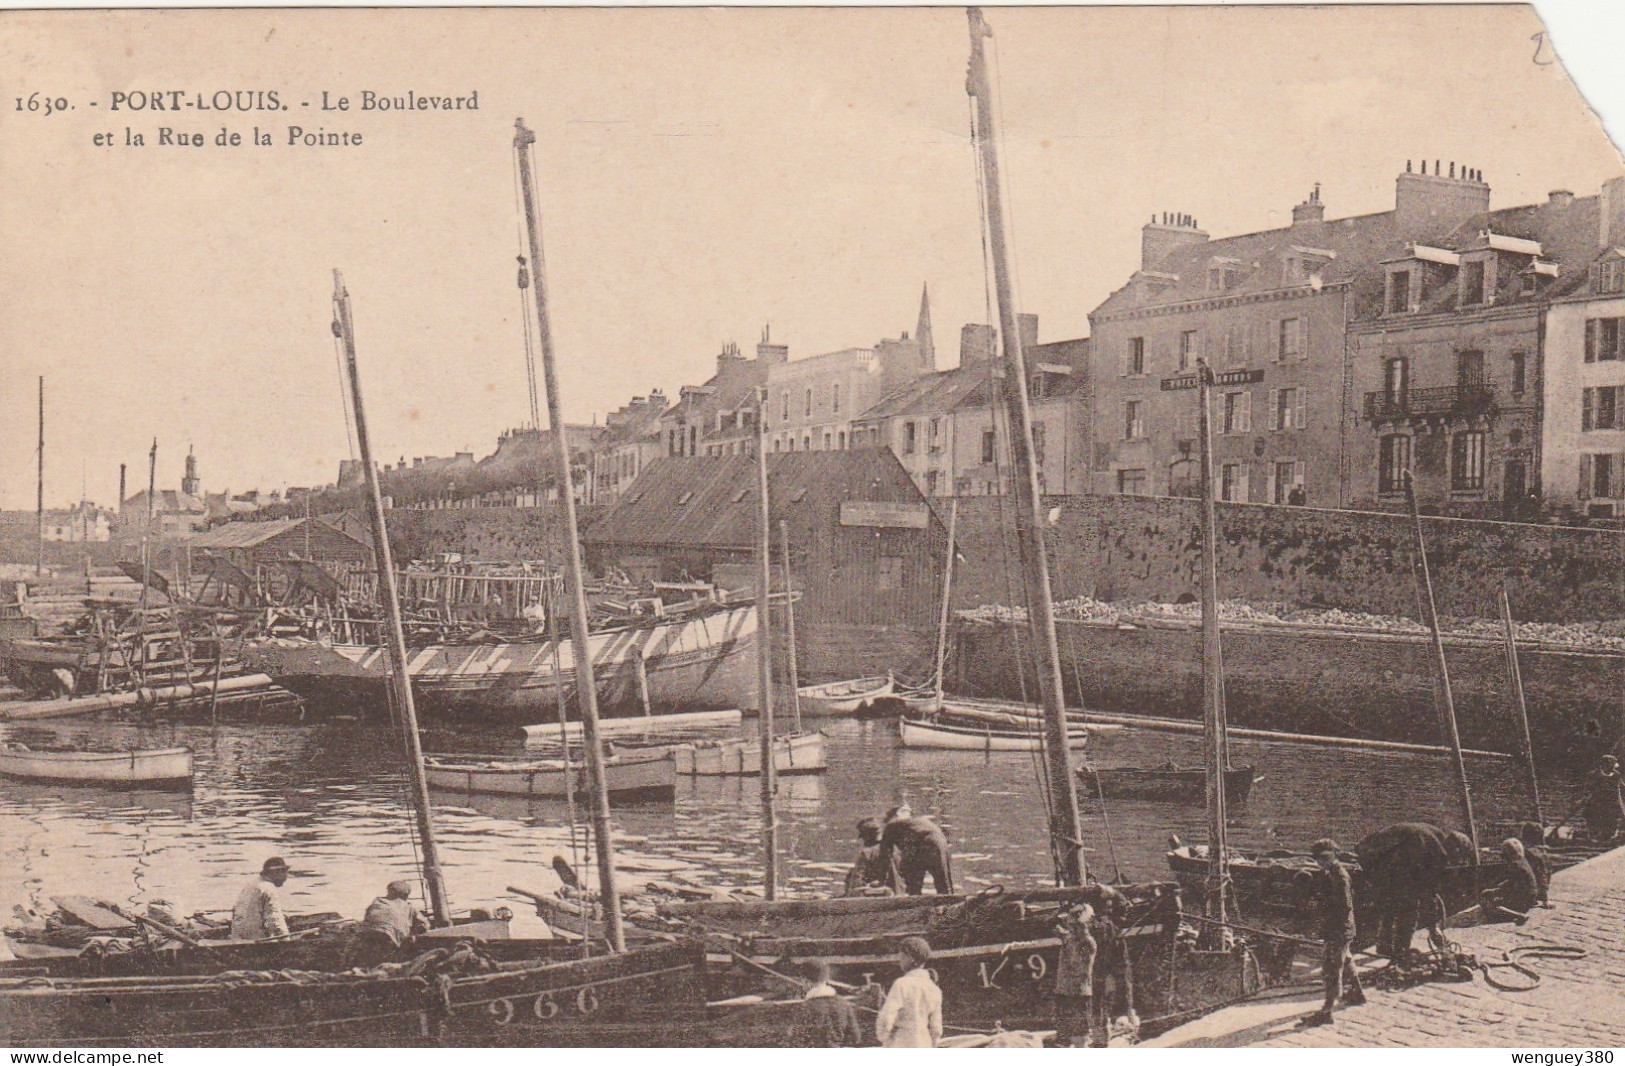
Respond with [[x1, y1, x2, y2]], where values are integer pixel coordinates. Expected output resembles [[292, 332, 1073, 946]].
[[844, 817, 897, 896], [347, 879, 428, 967], [231, 857, 291, 940], [879, 806, 954, 895]]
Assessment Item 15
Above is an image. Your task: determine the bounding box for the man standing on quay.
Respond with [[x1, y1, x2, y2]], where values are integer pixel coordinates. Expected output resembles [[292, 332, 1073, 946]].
[[1306, 839, 1366, 1027]]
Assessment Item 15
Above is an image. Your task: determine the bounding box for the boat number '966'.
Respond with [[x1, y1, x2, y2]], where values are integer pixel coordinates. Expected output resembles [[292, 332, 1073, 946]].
[[978, 954, 1048, 989], [485, 988, 601, 1024]]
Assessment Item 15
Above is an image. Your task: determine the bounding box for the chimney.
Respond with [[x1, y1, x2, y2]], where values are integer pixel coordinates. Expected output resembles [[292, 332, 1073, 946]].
[[1141, 212, 1209, 271], [960, 323, 996, 366], [1292, 183, 1325, 227], [717, 340, 748, 375], [1548, 189, 1575, 210], [1601, 176, 1625, 250], [754, 325, 788, 366], [1017, 313, 1039, 355], [1395, 160, 1490, 242]]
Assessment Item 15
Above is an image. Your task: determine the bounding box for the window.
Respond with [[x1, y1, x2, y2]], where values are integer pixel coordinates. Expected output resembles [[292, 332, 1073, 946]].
[[1179, 330, 1197, 371], [1461, 259, 1487, 305], [982, 428, 997, 464], [1277, 318, 1305, 361], [903, 421, 917, 454], [878, 556, 902, 592], [1583, 387, 1621, 431], [1126, 337, 1145, 375], [1032, 421, 1047, 466], [928, 417, 942, 453], [781, 391, 790, 420], [1208, 267, 1225, 293], [773, 438, 781, 452], [1272, 387, 1301, 431], [1457, 349, 1486, 388], [1586, 318, 1624, 362], [1451, 431, 1487, 491], [805, 388, 812, 417], [832, 384, 840, 413], [1123, 400, 1144, 440], [1222, 391, 1251, 434], [1219, 462, 1249, 503], [803, 436, 811, 451], [1594, 258, 1625, 295], [1580, 454, 1616, 499], [1510, 351, 1527, 395], [1384, 357, 1409, 402], [1117, 468, 1148, 496], [1224, 323, 1245, 366], [1379, 434, 1412, 495], [823, 432, 832, 450], [1388, 270, 1412, 314], [925, 470, 941, 495], [1271, 460, 1306, 504], [838, 431, 846, 450]]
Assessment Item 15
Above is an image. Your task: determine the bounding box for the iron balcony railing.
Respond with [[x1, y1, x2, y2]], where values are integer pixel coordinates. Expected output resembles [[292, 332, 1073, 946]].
[[1363, 383, 1497, 422]]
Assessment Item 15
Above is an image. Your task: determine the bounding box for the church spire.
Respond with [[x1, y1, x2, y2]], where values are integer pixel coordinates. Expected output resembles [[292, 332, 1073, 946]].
[[915, 283, 935, 370]]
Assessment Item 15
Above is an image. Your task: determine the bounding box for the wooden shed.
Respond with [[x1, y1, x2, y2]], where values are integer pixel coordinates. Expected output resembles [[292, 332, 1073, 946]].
[[185, 517, 374, 603]]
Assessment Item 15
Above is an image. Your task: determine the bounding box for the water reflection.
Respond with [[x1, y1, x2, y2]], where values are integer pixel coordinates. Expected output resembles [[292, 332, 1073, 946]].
[[0, 714, 1578, 937]]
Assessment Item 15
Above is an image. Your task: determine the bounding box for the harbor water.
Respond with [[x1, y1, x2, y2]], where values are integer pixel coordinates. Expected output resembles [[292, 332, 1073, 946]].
[[0, 712, 1579, 936]]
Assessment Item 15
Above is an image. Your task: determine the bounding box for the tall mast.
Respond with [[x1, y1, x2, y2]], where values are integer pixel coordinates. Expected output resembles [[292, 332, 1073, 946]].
[[36, 377, 43, 577], [514, 118, 626, 950], [966, 7, 1086, 886], [1498, 578, 1542, 824], [933, 497, 960, 701], [1405, 474, 1479, 866], [140, 440, 156, 613], [755, 389, 780, 898], [1195, 362, 1231, 928], [332, 270, 450, 926]]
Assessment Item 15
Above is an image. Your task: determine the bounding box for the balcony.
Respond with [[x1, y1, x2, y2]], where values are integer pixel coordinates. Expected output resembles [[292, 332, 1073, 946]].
[[1363, 384, 1497, 423]]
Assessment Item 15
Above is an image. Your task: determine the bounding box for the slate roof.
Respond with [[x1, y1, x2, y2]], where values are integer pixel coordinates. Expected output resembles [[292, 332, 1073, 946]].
[[584, 450, 926, 550], [187, 516, 367, 550]]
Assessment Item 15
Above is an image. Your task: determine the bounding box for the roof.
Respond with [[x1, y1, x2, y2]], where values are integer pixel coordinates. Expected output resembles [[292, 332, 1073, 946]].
[[584, 450, 928, 550], [187, 516, 368, 550], [123, 489, 205, 514], [854, 339, 1088, 424]]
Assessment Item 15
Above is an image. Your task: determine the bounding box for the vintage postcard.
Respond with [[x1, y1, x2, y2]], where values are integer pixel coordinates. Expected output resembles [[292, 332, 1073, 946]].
[[1, 3, 1623, 1052]]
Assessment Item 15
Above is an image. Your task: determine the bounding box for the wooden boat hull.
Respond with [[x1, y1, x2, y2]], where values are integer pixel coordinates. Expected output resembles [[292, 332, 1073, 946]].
[[1078, 765, 1256, 804], [251, 605, 759, 720], [796, 675, 893, 717], [898, 717, 1088, 752], [426, 753, 676, 801], [621, 731, 826, 776], [0, 939, 711, 1047], [0, 746, 192, 788]]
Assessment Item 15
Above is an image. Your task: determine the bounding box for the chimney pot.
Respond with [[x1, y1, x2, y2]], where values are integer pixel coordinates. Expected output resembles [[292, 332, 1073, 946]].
[[1449, 162, 1456, 179]]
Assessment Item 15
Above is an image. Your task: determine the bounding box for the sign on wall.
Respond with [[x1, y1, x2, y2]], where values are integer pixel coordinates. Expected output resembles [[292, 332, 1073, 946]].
[[839, 501, 930, 529]]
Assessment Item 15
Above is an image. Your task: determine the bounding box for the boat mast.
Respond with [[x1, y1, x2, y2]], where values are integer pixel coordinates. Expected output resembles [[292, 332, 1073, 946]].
[[140, 439, 156, 614], [1498, 577, 1542, 824], [779, 519, 803, 734], [933, 498, 959, 702], [332, 269, 451, 927], [513, 118, 626, 950], [1404, 473, 1479, 865], [755, 388, 780, 899], [1195, 362, 1231, 929], [965, 7, 1086, 886], [36, 377, 43, 577]]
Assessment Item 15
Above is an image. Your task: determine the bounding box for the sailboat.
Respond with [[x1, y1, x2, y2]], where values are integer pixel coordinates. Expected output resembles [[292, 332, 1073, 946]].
[[0, 177, 715, 1045]]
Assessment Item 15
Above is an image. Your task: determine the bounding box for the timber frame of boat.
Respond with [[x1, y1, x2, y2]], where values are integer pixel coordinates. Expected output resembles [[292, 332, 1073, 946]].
[[0, 938, 714, 1047], [642, 883, 1297, 1038]]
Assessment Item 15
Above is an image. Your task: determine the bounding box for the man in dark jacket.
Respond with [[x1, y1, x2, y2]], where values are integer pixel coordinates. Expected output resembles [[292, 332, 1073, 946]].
[[1518, 822, 1551, 907], [879, 807, 954, 895], [787, 960, 864, 1047], [1305, 839, 1366, 1027], [1482, 838, 1539, 923], [1357, 822, 1471, 962], [844, 818, 896, 896]]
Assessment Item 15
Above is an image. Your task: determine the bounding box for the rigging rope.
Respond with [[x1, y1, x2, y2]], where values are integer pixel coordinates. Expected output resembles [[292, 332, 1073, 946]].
[[510, 140, 543, 432]]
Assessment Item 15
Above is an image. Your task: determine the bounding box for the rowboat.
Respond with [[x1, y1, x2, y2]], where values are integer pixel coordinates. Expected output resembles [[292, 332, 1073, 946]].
[[796, 674, 893, 717], [1078, 764, 1258, 804], [0, 937, 712, 1047], [425, 751, 675, 801], [897, 715, 1089, 752], [615, 730, 826, 776], [0, 745, 193, 788]]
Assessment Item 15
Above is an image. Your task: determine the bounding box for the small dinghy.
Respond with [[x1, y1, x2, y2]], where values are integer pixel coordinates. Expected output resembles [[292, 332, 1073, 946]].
[[1078, 763, 1258, 803], [615, 730, 826, 776], [897, 716, 1089, 752], [0, 744, 193, 789], [797, 675, 893, 717], [425, 751, 676, 801]]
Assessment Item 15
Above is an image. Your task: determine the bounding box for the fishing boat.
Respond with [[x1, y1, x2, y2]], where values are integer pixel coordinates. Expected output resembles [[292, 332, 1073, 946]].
[[795, 674, 892, 717], [1078, 763, 1256, 804], [425, 750, 677, 801], [898, 715, 1089, 752], [0, 744, 192, 788], [615, 730, 826, 776]]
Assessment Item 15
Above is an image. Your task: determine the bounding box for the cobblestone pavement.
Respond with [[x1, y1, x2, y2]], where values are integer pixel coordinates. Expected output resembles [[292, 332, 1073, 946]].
[[1146, 844, 1625, 1049]]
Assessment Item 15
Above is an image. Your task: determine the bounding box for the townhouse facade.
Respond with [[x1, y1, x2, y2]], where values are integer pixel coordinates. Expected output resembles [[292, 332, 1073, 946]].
[[587, 390, 669, 505], [660, 340, 772, 460]]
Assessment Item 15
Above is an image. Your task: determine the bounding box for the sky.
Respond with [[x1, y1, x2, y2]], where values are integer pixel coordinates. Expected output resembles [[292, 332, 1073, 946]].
[[2, 4, 1622, 511]]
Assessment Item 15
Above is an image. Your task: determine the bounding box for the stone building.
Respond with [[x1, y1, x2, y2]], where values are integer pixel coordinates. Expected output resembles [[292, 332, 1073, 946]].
[[660, 339, 773, 459], [587, 390, 669, 505], [1346, 167, 1606, 513], [1089, 187, 1390, 506], [1539, 176, 1625, 517]]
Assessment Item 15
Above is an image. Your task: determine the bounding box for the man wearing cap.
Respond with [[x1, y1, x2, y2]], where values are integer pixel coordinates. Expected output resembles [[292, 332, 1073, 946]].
[[348, 879, 428, 967], [1306, 839, 1365, 1027], [875, 936, 942, 1047], [1052, 904, 1098, 1047], [878, 806, 954, 896], [844, 817, 897, 897], [231, 857, 291, 941]]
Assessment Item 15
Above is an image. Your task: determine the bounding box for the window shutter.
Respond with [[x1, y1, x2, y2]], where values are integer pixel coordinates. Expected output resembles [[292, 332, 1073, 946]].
[[1239, 392, 1252, 433], [1238, 463, 1251, 502], [1294, 460, 1306, 492], [1583, 388, 1595, 432], [1586, 320, 1597, 364], [1579, 454, 1593, 499], [1265, 463, 1277, 505], [1268, 389, 1280, 431], [1296, 388, 1308, 431], [1295, 317, 1308, 360]]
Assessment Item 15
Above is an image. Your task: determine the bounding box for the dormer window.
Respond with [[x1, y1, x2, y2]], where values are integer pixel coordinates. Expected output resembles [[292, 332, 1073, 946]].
[[1460, 258, 1487, 306], [1594, 255, 1625, 295], [1387, 269, 1412, 314]]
